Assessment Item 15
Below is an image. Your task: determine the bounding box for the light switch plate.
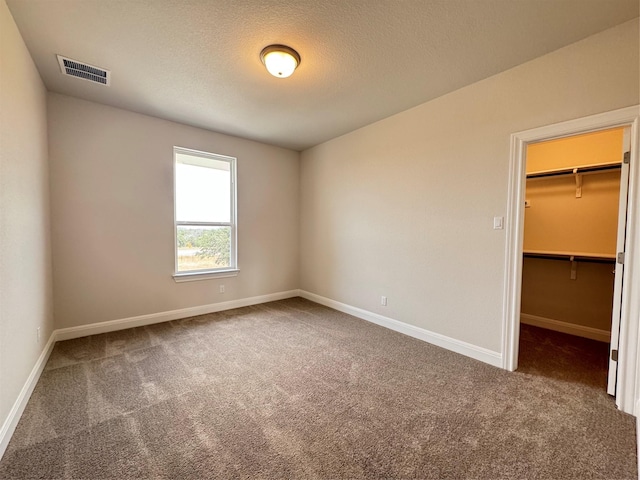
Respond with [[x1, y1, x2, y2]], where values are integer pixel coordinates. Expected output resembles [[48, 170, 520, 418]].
[[493, 216, 504, 230]]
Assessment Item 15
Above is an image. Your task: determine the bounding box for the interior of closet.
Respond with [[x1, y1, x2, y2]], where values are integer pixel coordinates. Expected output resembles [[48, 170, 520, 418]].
[[519, 127, 625, 389]]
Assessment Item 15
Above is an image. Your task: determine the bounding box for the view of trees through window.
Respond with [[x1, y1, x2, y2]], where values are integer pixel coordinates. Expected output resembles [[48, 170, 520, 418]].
[[174, 147, 236, 274], [177, 226, 231, 271]]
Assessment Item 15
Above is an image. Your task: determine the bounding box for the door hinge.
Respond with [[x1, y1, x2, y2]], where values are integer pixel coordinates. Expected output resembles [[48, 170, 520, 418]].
[[623, 151, 630, 164], [617, 252, 625, 264], [611, 349, 618, 362]]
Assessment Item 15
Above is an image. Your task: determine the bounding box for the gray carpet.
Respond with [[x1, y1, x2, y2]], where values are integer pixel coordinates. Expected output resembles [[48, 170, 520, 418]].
[[0, 298, 636, 479]]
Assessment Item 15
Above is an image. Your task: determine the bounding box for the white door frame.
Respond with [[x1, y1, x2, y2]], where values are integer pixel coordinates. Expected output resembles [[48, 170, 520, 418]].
[[607, 126, 631, 396], [502, 105, 640, 415]]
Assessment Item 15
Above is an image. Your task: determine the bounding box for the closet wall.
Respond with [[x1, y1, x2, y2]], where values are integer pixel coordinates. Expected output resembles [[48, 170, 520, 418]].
[[521, 128, 624, 339]]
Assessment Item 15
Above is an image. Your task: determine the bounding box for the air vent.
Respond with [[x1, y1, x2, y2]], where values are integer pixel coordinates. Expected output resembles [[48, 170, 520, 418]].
[[56, 55, 110, 86]]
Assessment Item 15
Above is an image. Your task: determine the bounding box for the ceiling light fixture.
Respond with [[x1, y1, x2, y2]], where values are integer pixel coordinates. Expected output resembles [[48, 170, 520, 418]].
[[260, 45, 300, 78]]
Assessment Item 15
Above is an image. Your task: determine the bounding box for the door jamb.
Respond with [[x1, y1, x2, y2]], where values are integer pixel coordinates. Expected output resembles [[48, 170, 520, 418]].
[[502, 105, 640, 415]]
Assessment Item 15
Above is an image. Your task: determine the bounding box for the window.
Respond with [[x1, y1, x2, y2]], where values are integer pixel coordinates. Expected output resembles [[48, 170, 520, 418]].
[[173, 147, 237, 280]]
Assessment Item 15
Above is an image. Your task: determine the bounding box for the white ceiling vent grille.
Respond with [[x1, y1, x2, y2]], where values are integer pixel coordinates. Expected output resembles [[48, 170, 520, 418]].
[[56, 55, 110, 86]]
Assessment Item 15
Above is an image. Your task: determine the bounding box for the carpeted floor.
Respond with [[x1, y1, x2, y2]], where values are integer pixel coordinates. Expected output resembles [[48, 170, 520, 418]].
[[0, 298, 636, 479]]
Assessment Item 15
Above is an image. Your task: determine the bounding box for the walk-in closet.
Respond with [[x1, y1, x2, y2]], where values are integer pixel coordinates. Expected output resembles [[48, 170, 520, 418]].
[[519, 127, 629, 392]]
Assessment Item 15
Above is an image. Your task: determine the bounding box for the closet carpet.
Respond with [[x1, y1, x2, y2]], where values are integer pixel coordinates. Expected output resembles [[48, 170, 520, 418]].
[[0, 298, 636, 479]]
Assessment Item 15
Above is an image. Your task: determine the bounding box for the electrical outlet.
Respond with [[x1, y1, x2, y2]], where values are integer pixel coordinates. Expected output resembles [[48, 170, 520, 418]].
[[36, 327, 41, 343], [381, 296, 387, 306], [219, 284, 225, 294]]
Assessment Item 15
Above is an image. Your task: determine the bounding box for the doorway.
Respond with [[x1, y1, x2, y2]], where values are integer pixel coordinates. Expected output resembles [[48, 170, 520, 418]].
[[519, 127, 629, 395], [502, 106, 640, 415]]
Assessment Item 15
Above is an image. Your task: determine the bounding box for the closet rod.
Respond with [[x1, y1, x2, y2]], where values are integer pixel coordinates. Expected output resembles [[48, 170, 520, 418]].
[[523, 252, 615, 264], [526, 163, 621, 179]]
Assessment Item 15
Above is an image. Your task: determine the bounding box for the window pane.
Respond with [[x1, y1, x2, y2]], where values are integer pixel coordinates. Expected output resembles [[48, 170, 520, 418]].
[[175, 163, 230, 223], [177, 226, 231, 272]]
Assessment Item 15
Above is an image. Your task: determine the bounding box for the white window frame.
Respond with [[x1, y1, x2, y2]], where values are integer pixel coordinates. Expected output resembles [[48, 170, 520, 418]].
[[172, 146, 238, 282]]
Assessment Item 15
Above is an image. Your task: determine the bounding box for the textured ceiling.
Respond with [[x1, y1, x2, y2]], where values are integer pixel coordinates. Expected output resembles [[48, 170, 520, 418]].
[[6, 0, 639, 151]]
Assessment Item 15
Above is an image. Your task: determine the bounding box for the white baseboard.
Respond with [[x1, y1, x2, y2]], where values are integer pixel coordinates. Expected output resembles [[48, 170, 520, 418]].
[[1, 289, 508, 461], [520, 313, 611, 343], [56, 290, 301, 341], [0, 331, 56, 460], [299, 290, 502, 368]]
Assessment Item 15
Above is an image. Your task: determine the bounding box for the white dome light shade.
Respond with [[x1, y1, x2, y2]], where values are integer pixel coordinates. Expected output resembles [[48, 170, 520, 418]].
[[260, 45, 300, 78]]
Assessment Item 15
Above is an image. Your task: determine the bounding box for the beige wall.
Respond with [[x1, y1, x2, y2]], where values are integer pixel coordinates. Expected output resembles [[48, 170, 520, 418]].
[[299, 19, 639, 353], [521, 186, 620, 330], [0, 0, 53, 437], [524, 171, 621, 256], [48, 94, 299, 329], [521, 172, 622, 331], [526, 127, 625, 173], [521, 257, 614, 332]]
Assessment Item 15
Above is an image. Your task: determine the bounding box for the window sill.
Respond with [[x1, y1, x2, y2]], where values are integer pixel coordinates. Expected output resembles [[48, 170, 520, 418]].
[[173, 269, 239, 283]]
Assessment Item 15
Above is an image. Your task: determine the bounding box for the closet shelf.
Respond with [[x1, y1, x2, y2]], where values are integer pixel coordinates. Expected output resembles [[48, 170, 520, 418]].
[[523, 249, 616, 263], [526, 162, 621, 179]]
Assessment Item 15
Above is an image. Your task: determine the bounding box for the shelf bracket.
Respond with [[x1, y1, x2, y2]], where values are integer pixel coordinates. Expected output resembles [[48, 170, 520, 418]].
[[570, 255, 577, 280], [573, 168, 582, 198]]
